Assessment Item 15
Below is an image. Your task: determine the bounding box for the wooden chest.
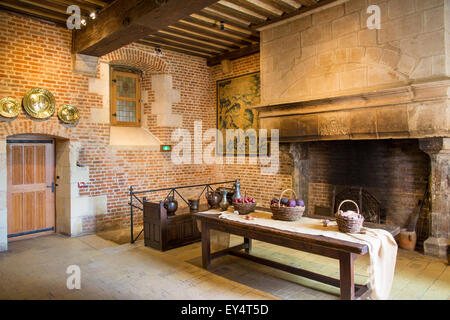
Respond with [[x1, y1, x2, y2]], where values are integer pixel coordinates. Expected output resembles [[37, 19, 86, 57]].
[[143, 201, 201, 251]]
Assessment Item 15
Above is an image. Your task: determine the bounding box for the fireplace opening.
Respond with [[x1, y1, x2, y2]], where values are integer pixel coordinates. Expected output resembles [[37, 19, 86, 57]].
[[291, 139, 432, 249]]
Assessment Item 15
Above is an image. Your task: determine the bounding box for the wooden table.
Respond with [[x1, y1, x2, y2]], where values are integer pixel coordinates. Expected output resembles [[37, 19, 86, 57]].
[[193, 211, 400, 300]]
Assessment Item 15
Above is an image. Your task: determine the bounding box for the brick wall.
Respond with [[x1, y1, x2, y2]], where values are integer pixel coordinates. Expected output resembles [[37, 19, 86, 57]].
[[0, 11, 219, 233], [303, 139, 430, 227], [210, 54, 294, 209]]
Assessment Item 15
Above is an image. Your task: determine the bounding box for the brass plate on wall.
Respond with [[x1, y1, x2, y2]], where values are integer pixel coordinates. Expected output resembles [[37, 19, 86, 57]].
[[0, 97, 20, 118], [57, 104, 80, 124], [22, 88, 56, 119]]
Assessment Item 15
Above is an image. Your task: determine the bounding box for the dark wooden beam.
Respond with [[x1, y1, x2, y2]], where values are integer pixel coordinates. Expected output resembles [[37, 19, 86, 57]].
[[73, 0, 218, 56], [174, 21, 254, 46], [207, 43, 259, 66], [145, 35, 220, 54], [137, 39, 213, 59], [199, 9, 251, 29], [155, 31, 230, 52], [164, 26, 241, 49], [183, 16, 260, 42], [257, 0, 297, 13], [0, 0, 67, 23], [209, 3, 266, 25], [226, 0, 281, 19], [253, 0, 338, 29], [294, 0, 320, 6]]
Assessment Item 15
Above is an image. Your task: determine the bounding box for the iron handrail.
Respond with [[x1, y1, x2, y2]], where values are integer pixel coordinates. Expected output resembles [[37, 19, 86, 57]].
[[128, 180, 236, 243]]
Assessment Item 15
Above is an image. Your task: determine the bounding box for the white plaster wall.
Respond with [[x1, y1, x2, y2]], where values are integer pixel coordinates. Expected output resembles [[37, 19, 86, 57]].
[[151, 74, 183, 127], [89, 61, 110, 124], [70, 195, 108, 235]]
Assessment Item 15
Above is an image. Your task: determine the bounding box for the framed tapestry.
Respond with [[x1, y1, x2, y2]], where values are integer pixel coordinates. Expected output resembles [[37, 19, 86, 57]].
[[216, 72, 261, 156]]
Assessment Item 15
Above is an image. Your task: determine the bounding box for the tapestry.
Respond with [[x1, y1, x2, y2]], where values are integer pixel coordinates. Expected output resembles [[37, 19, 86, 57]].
[[216, 72, 261, 156]]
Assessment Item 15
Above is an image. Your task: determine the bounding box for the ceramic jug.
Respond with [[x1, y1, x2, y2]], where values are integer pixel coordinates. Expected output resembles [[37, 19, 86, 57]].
[[219, 190, 229, 211], [163, 196, 178, 215], [206, 190, 221, 209]]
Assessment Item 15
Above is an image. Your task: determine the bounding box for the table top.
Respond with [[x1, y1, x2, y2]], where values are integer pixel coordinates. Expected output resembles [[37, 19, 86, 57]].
[[194, 209, 399, 255]]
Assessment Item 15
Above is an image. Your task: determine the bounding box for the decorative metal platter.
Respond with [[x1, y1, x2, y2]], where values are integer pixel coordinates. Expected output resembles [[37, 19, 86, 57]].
[[22, 88, 56, 119], [58, 104, 80, 124], [0, 97, 20, 118]]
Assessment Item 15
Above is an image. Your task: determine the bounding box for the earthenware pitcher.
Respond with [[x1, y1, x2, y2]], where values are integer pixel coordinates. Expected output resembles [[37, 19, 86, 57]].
[[164, 196, 178, 215], [219, 190, 229, 211], [206, 190, 221, 209], [188, 199, 199, 213]]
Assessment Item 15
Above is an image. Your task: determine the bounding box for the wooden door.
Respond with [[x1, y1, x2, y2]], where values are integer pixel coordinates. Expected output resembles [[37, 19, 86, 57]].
[[7, 140, 55, 240]]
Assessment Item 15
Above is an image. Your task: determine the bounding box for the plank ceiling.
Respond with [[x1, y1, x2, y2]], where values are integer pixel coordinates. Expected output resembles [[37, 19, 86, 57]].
[[0, 0, 332, 65]]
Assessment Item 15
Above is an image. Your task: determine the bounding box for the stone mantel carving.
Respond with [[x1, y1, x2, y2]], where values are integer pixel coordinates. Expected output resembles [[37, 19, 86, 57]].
[[256, 79, 450, 142]]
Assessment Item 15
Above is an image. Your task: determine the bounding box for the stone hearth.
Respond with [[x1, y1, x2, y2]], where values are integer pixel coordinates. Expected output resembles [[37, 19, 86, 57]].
[[255, 0, 450, 259]]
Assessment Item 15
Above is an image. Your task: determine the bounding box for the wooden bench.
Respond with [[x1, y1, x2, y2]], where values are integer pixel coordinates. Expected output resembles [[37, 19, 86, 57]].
[[193, 211, 399, 300]]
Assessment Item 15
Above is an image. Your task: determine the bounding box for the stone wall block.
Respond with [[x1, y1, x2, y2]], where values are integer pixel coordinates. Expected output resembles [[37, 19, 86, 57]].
[[376, 105, 409, 137], [312, 4, 345, 25], [332, 12, 360, 38]]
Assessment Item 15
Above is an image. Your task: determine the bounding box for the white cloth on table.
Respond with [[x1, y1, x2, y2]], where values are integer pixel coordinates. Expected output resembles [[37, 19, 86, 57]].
[[218, 211, 397, 300]]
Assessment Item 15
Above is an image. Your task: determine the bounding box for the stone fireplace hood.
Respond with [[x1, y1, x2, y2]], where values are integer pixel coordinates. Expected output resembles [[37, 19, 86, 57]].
[[255, 79, 450, 142]]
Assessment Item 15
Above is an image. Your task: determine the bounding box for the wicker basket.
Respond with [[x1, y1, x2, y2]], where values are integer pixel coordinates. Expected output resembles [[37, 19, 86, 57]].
[[271, 189, 305, 221], [233, 202, 256, 215], [335, 200, 364, 233]]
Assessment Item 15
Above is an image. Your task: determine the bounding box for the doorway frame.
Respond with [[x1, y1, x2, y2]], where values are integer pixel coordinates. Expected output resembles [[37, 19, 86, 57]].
[[0, 134, 76, 251]]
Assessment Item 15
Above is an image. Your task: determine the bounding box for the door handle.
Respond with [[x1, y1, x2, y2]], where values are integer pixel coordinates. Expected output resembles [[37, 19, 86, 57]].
[[46, 182, 55, 193]]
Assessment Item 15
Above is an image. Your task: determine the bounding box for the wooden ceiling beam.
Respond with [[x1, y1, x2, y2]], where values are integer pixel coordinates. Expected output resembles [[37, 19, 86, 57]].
[[207, 43, 259, 66], [293, 0, 320, 6], [0, 0, 67, 23], [137, 39, 213, 58], [145, 35, 222, 54], [156, 30, 233, 51], [45, 0, 99, 12], [15, 0, 70, 15], [198, 9, 252, 30], [183, 16, 259, 42], [257, 0, 297, 13], [226, 0, 281, 19], [253, 0, 338, 29], [73, 0, 218, 56], [174, 21, 254, 46], [83, 0, 108, 8], [209, 3, 266, 25], [165, 26, 242, 49]]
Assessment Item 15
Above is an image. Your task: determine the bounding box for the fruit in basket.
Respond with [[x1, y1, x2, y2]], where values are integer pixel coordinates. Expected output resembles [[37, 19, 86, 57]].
[[287, 199, 297, 207], [296, 199, 305, 207], [270, 198, 279, 205], [280, 198, 289, 205], [234, 197, 255, 204]]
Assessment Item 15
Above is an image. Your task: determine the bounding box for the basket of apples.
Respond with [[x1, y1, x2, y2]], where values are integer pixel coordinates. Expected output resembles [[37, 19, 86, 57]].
[[233, 196, 256, 215], [270, 189, 305, 221]]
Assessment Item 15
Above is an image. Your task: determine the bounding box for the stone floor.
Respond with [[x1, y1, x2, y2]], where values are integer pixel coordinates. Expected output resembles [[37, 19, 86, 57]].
[[0, 231, 448, 300]]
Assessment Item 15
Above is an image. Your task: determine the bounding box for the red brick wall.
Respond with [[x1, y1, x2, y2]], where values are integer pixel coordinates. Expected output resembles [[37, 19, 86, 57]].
[[0, 11, 219, 232], [210, 54, 294, 209], [305, 139, 430, 227]]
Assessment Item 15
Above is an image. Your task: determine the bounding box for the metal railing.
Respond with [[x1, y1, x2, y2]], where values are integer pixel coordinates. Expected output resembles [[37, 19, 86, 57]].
[[128, 180, 236, 243]]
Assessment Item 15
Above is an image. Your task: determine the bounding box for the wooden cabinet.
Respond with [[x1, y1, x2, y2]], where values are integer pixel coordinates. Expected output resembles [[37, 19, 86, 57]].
[[143, 201, 201, 251]]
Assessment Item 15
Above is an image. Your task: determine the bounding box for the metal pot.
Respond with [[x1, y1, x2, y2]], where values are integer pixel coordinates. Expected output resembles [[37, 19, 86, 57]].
[[163, 196, 178, 215], [206, 190, 221, 209]]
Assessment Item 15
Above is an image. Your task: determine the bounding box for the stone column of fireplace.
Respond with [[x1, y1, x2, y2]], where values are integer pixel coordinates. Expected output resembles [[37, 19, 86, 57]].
[[419, 138, 450, 259], [289, 143, 309, 211]]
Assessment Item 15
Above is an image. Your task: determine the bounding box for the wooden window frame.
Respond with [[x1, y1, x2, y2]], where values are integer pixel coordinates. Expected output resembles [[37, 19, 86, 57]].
[[110, 68, 141, 127]]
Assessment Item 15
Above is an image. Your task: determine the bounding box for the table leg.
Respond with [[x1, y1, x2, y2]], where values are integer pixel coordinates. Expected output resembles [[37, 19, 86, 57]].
[[244, 237, 252, 254], [339, 252, 355, 300], [201, 222, 211, 269]]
